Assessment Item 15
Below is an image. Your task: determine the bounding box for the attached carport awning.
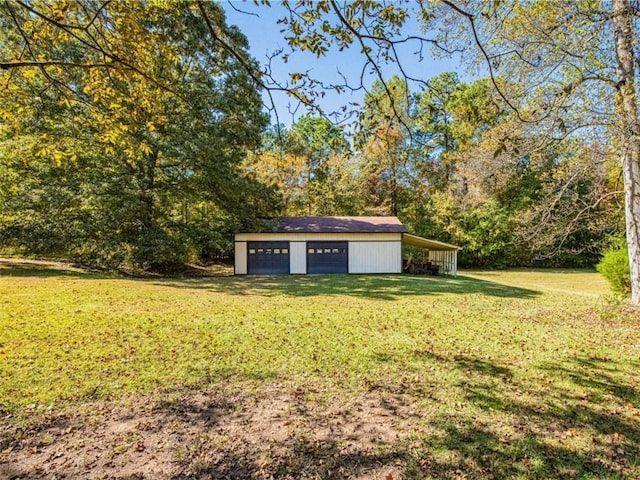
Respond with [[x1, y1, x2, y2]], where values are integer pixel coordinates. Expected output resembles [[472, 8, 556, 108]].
[[402, 233, 461, 251], [402, 233, 461, 276]]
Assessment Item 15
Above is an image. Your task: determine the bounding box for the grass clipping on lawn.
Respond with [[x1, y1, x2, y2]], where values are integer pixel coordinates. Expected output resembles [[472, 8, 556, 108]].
[[1, 259, 639, 479]]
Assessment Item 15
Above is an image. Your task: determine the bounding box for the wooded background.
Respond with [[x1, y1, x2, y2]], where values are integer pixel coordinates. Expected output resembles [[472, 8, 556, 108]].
[[0, 1, 634, 298]]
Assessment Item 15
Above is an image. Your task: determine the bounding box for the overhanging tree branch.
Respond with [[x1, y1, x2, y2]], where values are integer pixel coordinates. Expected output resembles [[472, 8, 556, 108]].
[[0, 60, 115, 70], [440, 0, 533, 123], [328, 0, 414, 138], [6, 0, 186, 101]]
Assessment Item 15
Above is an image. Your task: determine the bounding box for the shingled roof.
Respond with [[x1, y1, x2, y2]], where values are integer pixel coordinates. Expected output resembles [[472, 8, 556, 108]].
[[276, 216, 407, 233]]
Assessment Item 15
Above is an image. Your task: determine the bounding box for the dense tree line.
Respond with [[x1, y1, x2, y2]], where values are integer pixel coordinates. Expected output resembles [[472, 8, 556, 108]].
[[250, 74, 620, 268], [0, 0, 632, 292], [270, 0, 638, 301], [0, 1, 278, 270]]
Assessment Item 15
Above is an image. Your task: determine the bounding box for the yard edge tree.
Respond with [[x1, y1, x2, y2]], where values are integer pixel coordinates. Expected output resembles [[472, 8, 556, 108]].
[[612, 0, 640, 305], [442, 0, 640, 305]]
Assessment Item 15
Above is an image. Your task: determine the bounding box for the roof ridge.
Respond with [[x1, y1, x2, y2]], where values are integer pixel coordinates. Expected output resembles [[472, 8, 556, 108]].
[[275, 216, 407, 234]]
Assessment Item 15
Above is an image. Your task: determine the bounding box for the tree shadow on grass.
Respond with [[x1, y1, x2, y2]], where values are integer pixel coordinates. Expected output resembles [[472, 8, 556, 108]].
[[540, 357, 640, 405], [415, 355, 640, 479], [145, 354, 639, 479], [367, 350, 640, 477], [0, 258, 539, 300], [0, 259, 111, 279], [171, 442, 405, 480], [151, 274, 539, 300]]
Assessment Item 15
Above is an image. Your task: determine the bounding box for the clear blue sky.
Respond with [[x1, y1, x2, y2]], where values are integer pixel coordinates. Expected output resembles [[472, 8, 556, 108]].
[[222, 1, 472, 127]]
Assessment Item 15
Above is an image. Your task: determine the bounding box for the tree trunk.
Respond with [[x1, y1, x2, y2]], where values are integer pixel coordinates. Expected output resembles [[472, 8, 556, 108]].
[[612, 0, 640, 305], [140, 149, 158, 230]]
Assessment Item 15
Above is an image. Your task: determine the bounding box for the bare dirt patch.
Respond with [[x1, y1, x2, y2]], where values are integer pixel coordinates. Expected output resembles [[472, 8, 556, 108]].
[[0, 384, 420, 479]]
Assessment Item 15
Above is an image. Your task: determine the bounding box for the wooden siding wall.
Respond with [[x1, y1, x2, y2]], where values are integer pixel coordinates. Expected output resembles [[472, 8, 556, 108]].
[[428, 250, 458, 276], [289, 241, 307, 274], [348, 241, 402, 274], [235, 241, 247, 274]]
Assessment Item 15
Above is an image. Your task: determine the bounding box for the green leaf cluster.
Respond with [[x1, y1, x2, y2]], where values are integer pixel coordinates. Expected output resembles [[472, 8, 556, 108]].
[[597, 238, 632, 295]]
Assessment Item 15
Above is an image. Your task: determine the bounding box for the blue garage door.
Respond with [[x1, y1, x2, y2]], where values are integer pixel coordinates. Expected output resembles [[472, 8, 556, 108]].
[[307, 241, 348, 274], [247, 242, 290, 275]]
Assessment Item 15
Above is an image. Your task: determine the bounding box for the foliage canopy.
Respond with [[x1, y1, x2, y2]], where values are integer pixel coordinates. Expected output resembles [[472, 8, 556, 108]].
[[0, 1, 276, 270]]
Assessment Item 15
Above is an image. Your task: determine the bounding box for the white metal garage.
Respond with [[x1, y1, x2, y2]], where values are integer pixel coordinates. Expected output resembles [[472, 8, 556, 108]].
[[235, 216, 460, 276]]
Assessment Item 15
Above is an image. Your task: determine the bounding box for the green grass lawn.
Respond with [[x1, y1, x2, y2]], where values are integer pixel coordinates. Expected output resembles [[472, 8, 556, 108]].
[[1, 260, 639, 478]]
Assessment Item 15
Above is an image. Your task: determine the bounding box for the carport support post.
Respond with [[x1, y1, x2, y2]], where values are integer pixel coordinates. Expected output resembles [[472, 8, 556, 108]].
[[453, 251, 457, 277]]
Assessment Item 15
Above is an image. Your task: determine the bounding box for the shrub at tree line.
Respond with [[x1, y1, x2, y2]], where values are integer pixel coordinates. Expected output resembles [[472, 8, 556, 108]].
[[597, 238, 632, 295]]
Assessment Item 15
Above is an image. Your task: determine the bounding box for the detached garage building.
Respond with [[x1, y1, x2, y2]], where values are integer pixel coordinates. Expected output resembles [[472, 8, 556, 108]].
[[235, 216, 460, 276]]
